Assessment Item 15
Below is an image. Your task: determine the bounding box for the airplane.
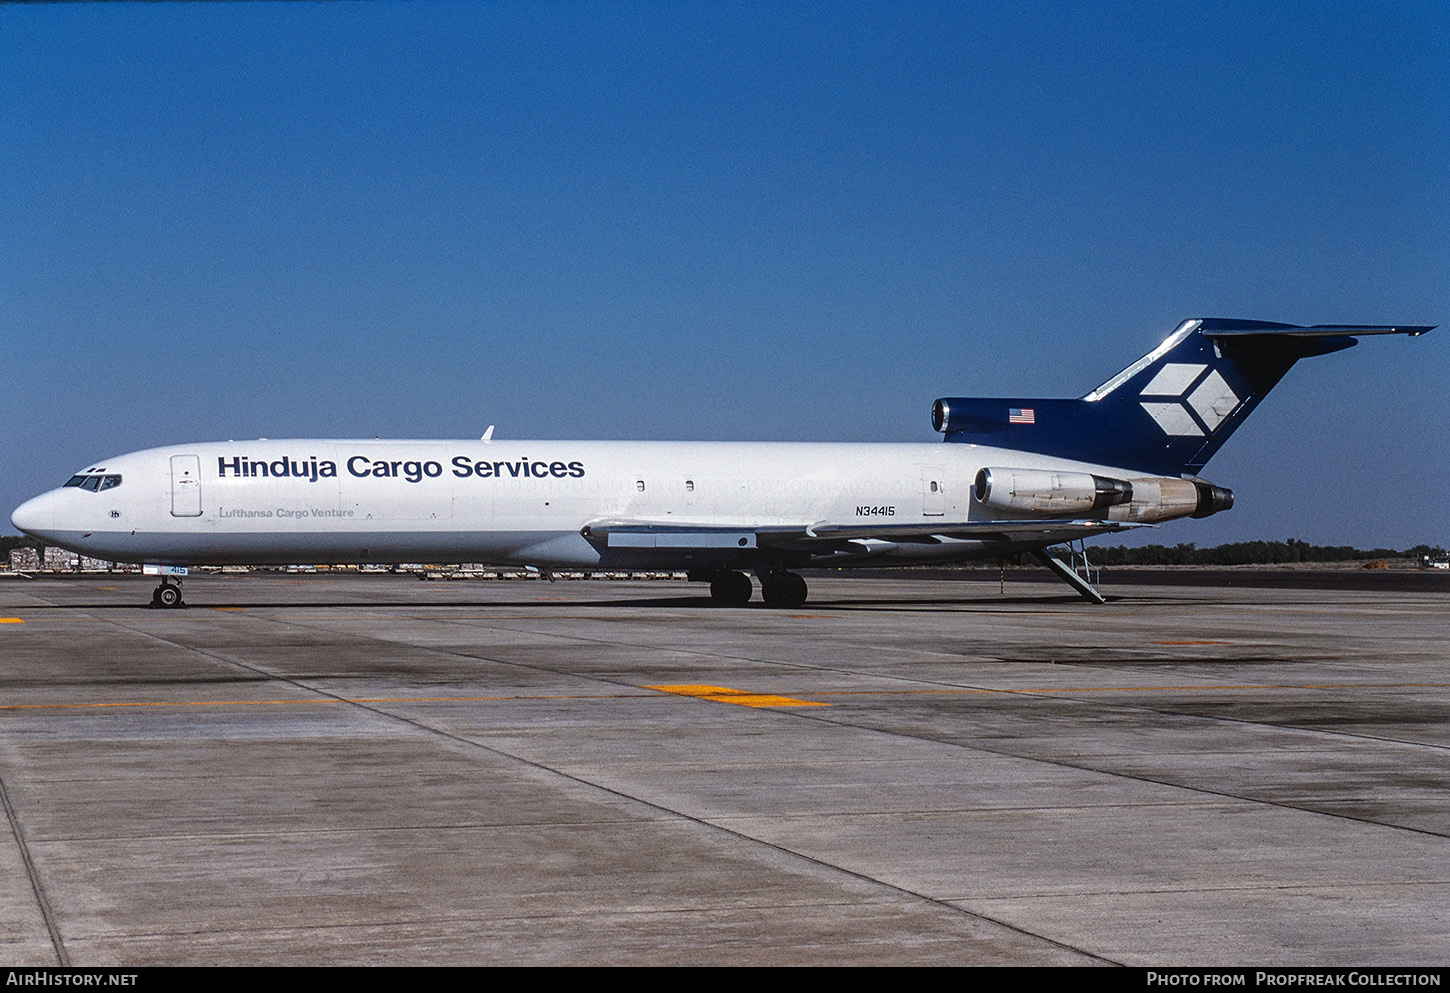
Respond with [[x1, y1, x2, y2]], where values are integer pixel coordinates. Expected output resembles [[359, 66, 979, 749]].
[[10, 318, 1432, 608]]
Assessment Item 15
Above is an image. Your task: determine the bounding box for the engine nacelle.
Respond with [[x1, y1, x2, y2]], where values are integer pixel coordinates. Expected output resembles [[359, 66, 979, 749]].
[[974, 467, 1234, 523], [1107, 476, 1235, 522], [974, 468, 1134, 514], [931, 398, 960, 433], [933, 397, 1011, 434], [1190, 481, 1235, 518]]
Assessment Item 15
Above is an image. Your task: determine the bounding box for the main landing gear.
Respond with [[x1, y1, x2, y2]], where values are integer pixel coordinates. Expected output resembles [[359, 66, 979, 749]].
[[708, 571, 753, 607], [760, 571, 808, 608], [704, 570, 809, 608], [151, 579, 185, 609]]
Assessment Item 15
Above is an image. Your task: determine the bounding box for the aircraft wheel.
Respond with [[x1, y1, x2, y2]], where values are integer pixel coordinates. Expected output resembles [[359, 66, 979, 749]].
[[155, 583, 183, 608], [709, 571, 753, 606], [761, 572, 808, 608]]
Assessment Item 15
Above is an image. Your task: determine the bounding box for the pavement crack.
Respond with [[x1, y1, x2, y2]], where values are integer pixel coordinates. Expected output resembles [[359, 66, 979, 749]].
[[0, 768, 69, 966]]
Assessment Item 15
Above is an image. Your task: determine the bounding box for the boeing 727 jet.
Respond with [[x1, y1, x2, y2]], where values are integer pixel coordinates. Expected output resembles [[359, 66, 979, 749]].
[[11, 318, 1432, 607]]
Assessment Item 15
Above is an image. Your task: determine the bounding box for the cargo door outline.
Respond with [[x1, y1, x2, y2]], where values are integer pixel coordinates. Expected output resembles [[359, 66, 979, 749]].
[[171, 455, 202, 517]]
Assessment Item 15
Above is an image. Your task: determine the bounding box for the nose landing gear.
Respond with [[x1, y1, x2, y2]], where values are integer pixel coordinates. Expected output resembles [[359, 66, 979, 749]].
[[151, 579, 185, 609]]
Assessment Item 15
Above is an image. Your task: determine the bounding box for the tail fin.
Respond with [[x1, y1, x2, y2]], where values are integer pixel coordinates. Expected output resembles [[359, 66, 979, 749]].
[[932, 318, 1433, 477]]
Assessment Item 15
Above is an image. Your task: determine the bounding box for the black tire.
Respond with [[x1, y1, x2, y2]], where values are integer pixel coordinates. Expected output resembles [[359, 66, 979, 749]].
[[156, 584, 183, 608], [709, 571, 753, 607], [761, 573, 808, 608]]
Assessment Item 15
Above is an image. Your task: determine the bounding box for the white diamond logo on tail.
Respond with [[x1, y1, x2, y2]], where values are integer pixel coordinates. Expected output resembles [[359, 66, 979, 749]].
[[1140, 402, 1204, 436], [1186, 370, 1241, 431], [1141, 363, 1206, 396]]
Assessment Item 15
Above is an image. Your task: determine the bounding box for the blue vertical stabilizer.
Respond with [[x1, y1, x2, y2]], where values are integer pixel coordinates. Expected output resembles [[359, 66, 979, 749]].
[[933, 319, 1433, 477]]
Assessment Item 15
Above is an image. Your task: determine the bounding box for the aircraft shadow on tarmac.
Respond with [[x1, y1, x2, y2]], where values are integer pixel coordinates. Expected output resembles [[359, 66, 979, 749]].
[[19, 591, 1139, 611]]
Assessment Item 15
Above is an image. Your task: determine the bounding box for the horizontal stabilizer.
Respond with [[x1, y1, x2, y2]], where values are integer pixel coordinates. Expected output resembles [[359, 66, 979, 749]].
[[1197, 319, 1434, 337], [935, 316, 1434, 476]]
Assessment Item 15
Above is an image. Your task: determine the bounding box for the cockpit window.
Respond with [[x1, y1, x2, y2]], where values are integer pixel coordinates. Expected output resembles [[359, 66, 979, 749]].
[[65, 474, 122, 492]]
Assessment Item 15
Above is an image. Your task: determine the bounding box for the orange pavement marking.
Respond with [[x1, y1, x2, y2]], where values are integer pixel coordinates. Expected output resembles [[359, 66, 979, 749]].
[[646, 683, 828, 708]]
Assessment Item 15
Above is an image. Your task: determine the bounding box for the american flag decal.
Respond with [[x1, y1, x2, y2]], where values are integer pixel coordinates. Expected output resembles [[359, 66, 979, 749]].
[[1008, 407, 1035, 424]]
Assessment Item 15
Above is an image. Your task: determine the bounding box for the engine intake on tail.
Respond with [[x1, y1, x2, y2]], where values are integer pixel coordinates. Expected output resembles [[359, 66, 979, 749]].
[[931, 399, 952, 433], [932, 398, 1013, 434]]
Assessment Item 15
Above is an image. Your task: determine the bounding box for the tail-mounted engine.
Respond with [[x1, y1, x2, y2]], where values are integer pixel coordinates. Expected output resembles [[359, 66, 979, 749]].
[[974, 467, 1233, 522], [974, 468, 1132, 514]]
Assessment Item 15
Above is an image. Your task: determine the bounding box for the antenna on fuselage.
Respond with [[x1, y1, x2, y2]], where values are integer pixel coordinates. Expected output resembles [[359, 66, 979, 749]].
[[481, 425, 495, 442]]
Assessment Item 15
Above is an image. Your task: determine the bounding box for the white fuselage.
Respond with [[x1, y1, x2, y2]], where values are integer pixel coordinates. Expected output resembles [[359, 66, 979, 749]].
[[11, 439, 1184, 570]]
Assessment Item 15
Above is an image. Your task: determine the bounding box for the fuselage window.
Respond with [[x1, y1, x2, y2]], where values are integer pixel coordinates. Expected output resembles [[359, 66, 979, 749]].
[[64, 475, 87, 487], [80, 476, 102, 491], [99, 475, 122, 491]]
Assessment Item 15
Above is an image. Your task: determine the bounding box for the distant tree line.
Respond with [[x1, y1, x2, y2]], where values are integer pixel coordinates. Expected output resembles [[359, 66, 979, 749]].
[[0, 535, 39, 556], [1080, 539, 1446, 566]]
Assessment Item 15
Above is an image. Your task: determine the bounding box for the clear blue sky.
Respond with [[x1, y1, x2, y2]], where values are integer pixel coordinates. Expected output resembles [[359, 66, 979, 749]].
[[3, 2, 1446, 548]]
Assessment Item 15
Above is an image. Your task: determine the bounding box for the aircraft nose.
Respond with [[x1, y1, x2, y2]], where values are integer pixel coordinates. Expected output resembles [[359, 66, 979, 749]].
[[11, 492, 55, 537]]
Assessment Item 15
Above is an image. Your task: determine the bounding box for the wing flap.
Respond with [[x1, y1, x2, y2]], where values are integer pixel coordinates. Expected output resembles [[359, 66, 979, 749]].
[[801, 519, 1151, 542]]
